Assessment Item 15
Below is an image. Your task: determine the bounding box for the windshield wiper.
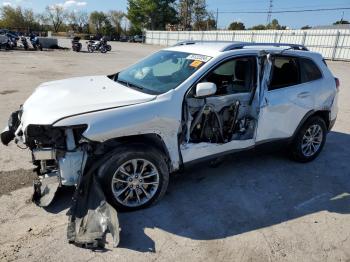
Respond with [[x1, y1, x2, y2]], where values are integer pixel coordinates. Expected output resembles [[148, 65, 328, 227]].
[[116, 79, 144, 91]]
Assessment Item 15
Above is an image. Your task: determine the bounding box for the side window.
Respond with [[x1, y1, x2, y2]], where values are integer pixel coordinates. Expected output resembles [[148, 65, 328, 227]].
[[201, 56, 257, 96], [269, 56, 300, 91], [300, 58, 322, 83]]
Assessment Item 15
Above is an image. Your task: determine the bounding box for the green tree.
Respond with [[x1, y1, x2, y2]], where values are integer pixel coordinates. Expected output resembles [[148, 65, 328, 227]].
[[266, 19, 286, 30], [68, 11, 88, 33], [192, 0, 207, 30], [333, 20, 350, 25], [0, 6, 40, 30], [127, 0, 178, 31], [250, 24, 266, 30], [301, 25, 312, 30], [228, 21, 245, 30], [89, 11, 108, 34]]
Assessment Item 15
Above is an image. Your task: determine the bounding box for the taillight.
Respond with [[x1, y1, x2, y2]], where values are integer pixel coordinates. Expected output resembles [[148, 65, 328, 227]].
[[335, 77, 340, 91]]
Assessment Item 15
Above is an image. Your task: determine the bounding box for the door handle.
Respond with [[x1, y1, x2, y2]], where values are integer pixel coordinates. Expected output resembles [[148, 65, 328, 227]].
[[297, 91, 310, 98]]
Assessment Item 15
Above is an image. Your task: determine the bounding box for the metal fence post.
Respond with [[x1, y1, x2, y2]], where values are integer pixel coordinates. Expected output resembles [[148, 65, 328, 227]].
[[332, 31, 340, 61], [301, 31, 307, 45], [274, 32, 278, 42], [201, 31, 204, 42], [231, 31, 235, 41], [251, 32, 255, 43]]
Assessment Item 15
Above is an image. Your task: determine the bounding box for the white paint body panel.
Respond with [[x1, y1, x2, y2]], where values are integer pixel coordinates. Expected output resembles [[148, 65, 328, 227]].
[[20, 75, 156, 129], [13, 44, 338, 173]]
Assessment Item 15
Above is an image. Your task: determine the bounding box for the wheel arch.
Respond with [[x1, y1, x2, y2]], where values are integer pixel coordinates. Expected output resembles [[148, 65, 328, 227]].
[[95, 133, 174, 172], [292, 109, 331, 141]]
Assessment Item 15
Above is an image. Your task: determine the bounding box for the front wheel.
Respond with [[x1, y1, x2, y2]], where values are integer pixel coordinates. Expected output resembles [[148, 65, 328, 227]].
[[100, 46, 107, 53], [98, 145, 169, 211], [290, 116, 327, 162], [87, 45, 93, 52]]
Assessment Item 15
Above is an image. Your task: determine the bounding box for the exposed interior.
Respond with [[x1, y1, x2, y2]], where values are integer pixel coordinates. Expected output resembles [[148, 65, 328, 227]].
[[181, 56, 260, 145]]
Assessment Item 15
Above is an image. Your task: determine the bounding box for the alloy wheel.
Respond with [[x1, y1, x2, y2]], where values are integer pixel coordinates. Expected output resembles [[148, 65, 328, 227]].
[[301, 124, 323, 157], [111, 159, 160, 207]]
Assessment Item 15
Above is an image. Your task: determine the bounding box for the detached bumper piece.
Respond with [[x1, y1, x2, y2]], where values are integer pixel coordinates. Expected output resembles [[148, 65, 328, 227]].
[[32, 175, 60, 207], [1, 110, 21, 146], [67, 168, 120, 249]]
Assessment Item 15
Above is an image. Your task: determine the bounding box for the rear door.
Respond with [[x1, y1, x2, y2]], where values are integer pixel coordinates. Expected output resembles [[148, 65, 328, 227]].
[[256, 55, 322, 142]]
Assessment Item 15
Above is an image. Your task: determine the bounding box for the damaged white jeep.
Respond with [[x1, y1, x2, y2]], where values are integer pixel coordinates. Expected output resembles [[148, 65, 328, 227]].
[[1, 42, 338, 247]]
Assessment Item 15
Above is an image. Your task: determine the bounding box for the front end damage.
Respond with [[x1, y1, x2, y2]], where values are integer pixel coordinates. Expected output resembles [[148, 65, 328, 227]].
[[1, 109, 120, 248]]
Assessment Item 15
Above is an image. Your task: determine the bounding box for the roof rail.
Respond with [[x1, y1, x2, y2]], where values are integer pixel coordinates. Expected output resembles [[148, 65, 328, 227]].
[[221, 42, 309, 51], [173, 40, 244, 46], [173, 41, 309, 51], [173, 40, 210, 46]]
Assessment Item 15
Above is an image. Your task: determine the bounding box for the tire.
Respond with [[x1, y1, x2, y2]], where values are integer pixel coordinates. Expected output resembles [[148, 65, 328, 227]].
[[100, 46, 107, 53], [290, 116, 327, 162], [98, 144, 169, 211], [106, 45, 111, 51]]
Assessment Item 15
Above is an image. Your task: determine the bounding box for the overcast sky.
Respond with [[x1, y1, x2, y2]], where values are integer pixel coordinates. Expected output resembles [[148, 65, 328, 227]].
[[1, 0, 349, 29]]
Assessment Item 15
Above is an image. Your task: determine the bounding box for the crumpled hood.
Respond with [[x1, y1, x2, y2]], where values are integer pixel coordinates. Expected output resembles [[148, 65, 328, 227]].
[[20, 75, 156, 128]]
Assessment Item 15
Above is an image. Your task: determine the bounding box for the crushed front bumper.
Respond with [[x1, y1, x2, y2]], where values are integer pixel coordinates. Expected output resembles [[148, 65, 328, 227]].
[[1, 109, 120, 249]]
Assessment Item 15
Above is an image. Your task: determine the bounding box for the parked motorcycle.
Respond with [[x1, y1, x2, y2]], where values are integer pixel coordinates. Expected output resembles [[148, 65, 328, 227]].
[[6, 33, 18, 48], [29, 34, 43, 51], [86, 37, 111, 53], [20, 36, 29, 50], [71, 36, 82, 52]]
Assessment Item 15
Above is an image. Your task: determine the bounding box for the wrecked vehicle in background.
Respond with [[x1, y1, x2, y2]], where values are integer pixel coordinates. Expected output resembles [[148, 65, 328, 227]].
[[1, 41, 339, 248]]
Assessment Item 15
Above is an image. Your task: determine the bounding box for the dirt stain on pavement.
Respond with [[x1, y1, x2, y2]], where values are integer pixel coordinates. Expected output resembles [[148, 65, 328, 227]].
[[0, 90, 18, 95], [0, 169, 35, 196]]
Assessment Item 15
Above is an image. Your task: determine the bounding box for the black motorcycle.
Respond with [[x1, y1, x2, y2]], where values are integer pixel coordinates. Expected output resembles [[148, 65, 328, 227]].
[[72, 36, 82, 52], [30, 35, 43, 51], [86, 37, 111, 53], [21, 36, 29, 50]]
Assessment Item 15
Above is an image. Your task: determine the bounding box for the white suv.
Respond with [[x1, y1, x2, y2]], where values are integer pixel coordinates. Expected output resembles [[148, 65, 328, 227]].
[[1, 42, 339, 211]]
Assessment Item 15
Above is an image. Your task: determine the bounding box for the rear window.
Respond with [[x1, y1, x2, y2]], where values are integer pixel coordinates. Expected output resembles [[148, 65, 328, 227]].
[[300, 58, 322, 83], [269, 56, 300, 90]]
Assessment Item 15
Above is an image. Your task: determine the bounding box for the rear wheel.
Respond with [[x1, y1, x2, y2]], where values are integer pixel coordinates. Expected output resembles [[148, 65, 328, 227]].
[[290, 116, 327, 162], [98, 145, 169, 211]]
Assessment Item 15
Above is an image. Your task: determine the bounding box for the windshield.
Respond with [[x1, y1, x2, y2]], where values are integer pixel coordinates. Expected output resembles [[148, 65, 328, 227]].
[[116, 50, 212, 94]]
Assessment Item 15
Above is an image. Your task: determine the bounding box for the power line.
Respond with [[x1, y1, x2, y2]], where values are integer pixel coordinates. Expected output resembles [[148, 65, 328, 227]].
[[217, 7, 350, 14]]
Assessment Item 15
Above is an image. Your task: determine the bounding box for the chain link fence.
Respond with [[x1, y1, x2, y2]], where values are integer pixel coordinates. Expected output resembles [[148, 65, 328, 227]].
[[145, 29, 350, 61]]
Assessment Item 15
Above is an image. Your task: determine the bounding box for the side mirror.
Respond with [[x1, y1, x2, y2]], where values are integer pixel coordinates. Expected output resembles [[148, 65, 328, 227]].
[[195, 82, 217, 98]]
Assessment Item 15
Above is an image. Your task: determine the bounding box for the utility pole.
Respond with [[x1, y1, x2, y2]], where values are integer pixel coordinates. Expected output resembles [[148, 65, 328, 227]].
[[266, 0, 273, 25], [216, 8, 219, 30]]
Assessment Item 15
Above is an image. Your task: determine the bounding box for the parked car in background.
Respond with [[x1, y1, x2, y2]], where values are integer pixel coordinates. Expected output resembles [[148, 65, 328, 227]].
[[129, 35, 145, 43], [119, 35, 129, 42]]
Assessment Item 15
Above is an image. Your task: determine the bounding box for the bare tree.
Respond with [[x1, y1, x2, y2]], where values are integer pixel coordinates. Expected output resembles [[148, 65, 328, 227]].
[[178, 0, 194, 30], [45, 5, 67, 32], [68, 10, 88, 32]]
